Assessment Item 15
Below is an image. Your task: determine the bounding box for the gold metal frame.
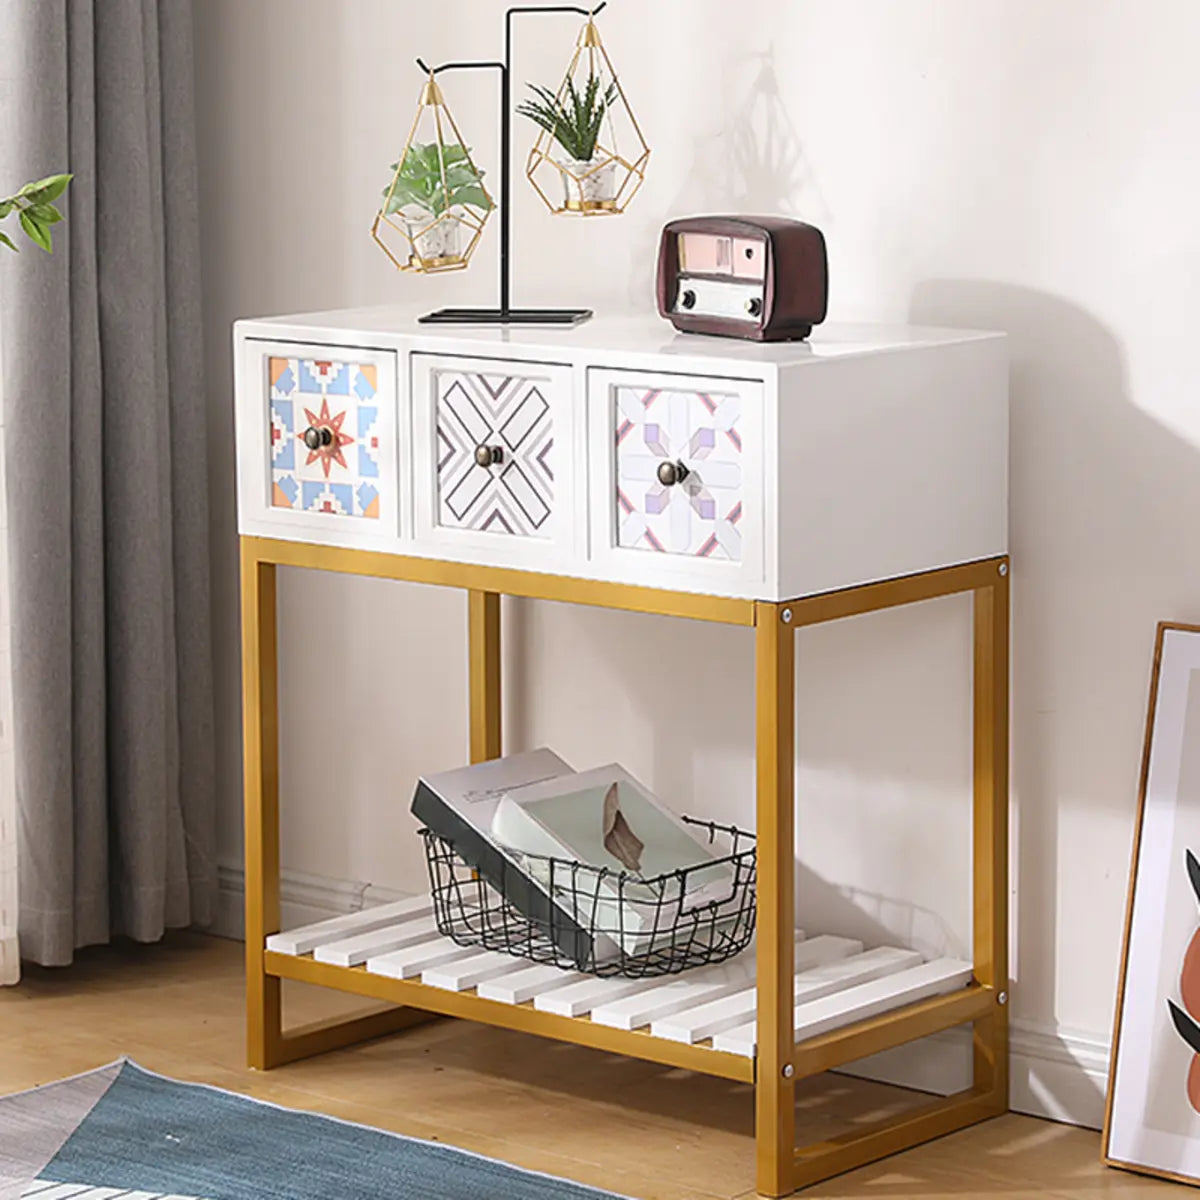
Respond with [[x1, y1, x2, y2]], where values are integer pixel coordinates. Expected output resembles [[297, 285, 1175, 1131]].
[[371, 74, 494, 275], [1101, 621, 1200, 1187], [242, 535, 1009, 1195], [523, 16, 650, 216]]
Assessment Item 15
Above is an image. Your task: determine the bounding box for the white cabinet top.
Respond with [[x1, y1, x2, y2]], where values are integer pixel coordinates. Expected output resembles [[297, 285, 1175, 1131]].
[[236, 305, 1003, 377]]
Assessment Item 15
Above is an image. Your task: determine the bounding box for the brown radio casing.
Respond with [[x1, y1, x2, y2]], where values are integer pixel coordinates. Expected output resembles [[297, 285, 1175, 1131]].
[[655, 215, 828, 342]]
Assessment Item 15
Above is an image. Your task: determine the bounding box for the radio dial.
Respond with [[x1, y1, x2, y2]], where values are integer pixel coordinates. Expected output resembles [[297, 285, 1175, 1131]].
[[680, 288, 696, 310]]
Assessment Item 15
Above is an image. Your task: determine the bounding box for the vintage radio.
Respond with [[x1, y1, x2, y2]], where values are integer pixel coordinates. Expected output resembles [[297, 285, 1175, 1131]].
[[655, 215, 828, 342]]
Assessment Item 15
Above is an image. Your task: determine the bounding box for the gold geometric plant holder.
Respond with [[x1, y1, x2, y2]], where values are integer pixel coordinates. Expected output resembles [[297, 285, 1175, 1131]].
[[371, 73, 494, 274], [524, 15, 649, 216]]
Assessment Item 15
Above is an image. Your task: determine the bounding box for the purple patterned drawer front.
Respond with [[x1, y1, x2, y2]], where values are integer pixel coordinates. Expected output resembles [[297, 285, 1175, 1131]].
[[269, 356, 384, 520], [435, 369, 554, 538], [614, 385, 744, 561]]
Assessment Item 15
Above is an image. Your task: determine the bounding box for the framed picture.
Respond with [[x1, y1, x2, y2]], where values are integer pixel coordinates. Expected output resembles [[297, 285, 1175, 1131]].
[[1105, 622, 1200, 1182]]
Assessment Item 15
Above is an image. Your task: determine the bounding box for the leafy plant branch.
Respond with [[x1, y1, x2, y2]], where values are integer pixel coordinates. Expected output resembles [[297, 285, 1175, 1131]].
[[0, 173, 72, 252], [382, 143, 491, 219], [516, 74, 618, 162]]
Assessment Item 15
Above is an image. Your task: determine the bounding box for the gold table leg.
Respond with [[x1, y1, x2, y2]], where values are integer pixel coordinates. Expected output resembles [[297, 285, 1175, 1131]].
[[468, 589, 502, 763], [241, 545, 282, 1069], [755, 601, 796, 1198], [972, 565, 1010, 1108]]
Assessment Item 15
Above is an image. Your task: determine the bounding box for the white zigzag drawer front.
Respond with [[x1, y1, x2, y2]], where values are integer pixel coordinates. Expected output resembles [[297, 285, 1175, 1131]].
[[433, 365, 557, 539]]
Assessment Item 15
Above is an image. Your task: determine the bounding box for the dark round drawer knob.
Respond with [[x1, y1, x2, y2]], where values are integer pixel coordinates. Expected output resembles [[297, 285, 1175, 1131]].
[[745, 296, 763, 317], [303, 426, 333, 451], [680, 288, 696, 310], [657, 459, 690, 487], [474, 444, 504, 468]]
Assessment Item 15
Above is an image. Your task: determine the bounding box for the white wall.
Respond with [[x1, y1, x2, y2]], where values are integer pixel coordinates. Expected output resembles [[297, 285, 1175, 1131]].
[[194, 0, 1200, 1126]]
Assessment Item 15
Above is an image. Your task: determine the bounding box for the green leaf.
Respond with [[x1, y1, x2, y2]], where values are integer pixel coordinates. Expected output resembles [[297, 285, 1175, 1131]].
[[29, 202, 62, 224], [0, 201, 12, 219], [0, 231, 17, 252], [517, 73, 612, 162], [453, 184, 492, 212], [383, 140, 487, 219], [18, 173, 72, 203], [19, 209, 52, 252]]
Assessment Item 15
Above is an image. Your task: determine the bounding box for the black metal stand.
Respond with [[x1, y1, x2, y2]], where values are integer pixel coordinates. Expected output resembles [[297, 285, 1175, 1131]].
[[414, 3, 605, 326]]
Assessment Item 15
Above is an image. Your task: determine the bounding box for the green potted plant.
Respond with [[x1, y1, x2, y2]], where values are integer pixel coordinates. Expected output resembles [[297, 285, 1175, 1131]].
[[0, 173, 72, 253], [517, 74, 619, 211], [381, 142, 490, 267]]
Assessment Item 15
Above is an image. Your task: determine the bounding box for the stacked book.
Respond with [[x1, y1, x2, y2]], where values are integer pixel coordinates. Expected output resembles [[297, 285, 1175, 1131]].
[[412, 749, 749, 971]]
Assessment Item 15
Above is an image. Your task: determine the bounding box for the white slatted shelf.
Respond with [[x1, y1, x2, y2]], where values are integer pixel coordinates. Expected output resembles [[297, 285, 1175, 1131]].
[[591, 935, 858, 1031], [651, 936, 872, 1044], [313, 913, 441, 967], [264, 902, 975, 1065], [712, 957, 974, 1056], [265, 894, 432, 956]]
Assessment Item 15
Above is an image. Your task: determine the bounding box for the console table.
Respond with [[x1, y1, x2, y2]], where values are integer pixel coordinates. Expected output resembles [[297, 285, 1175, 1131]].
[[235, 306, 1009, 1196]]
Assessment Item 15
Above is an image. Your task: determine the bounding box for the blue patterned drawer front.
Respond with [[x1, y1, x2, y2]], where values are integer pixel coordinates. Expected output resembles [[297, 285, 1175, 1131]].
[[614, 384, 744, 561], [434, 368, 555, 538], [269, 356, 384, 520]]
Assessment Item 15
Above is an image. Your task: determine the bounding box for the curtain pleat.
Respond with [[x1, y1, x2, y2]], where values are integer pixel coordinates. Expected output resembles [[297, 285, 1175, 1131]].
[[0, 0, 215, 967]]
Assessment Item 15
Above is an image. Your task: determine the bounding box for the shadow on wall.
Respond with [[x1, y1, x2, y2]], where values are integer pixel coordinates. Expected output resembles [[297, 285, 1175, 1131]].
[[622, 42, 832, 311], [910, 279, 1200, 1115], [666, 44, 832, 220]]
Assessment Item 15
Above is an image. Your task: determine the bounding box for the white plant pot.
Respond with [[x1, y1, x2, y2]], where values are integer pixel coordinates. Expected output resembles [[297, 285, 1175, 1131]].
[[406, 212, 463, 266], [557, 156, 618, 211]]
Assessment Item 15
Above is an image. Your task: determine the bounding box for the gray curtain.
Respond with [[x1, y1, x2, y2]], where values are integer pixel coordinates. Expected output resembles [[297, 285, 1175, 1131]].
[[0, 0, 216, 966]]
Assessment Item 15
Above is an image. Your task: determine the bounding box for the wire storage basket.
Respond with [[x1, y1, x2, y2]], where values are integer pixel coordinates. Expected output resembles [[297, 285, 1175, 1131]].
[[421, 817, 756, 978]]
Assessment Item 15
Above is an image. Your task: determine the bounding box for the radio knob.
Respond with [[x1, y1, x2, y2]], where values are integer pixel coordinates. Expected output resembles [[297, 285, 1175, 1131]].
[[745, 296, 763, 318], [680, 288, 697, 310]]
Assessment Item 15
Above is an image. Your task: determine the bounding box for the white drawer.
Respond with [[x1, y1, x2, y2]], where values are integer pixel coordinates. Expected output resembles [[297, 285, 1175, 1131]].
[[237, 339, 400, 541], [411, 353, 576, 567], [587, 367, 765, 588]]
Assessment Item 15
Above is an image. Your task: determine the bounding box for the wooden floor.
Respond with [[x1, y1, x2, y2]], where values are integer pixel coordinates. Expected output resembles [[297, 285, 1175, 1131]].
[[0, 933, 1181, 1200]]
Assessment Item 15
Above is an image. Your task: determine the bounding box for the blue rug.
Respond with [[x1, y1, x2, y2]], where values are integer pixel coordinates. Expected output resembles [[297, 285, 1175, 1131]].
[[0, 1060, 631, 1199]]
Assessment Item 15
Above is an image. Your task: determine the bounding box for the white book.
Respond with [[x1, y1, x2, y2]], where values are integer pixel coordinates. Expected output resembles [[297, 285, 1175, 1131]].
[[491, 763, 738, 957], [411, 749, 620, 967]]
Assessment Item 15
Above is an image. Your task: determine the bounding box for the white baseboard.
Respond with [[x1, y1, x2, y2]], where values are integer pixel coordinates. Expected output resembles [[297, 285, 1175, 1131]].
[[214, 863, 1110, 1130], [214, 861, 411, 941]]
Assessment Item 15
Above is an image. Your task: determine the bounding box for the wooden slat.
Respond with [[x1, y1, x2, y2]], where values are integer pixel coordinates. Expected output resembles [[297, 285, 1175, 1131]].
[[477, 961, 588, 1005], [794, 981, 993, 1079], [313, 915, 441, 967], [266, 895, 433, 956], [655, 942, 898, 1047], [533, 972, 655, 1018], [366, 936, 478, 980], [265, 949, 755, 1082], [716, 957, 968, 1056], [591, 954, 761, 1031], [792, 959, 973, 1040], [423, 949, 531, 992], [595, 935, 849, 1037], [243, 536, 756, 626]]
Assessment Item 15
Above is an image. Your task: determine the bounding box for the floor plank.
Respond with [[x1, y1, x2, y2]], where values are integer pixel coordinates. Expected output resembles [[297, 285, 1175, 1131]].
[[0, 933, 1185, 1199]]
